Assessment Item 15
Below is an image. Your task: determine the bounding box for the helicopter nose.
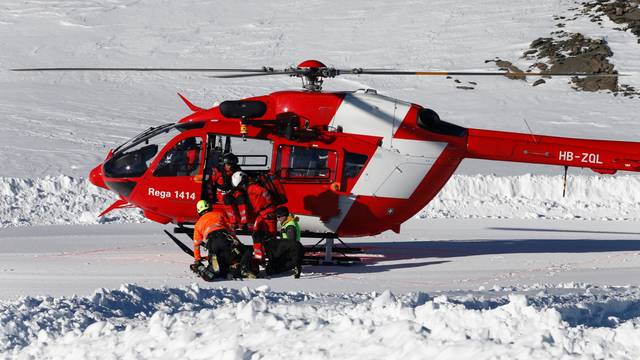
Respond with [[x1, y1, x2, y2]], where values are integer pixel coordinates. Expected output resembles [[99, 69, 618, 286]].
[[89, 164, 107, 189]]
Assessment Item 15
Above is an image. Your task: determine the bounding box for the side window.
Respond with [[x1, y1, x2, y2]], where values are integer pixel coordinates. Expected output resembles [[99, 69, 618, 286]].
[[343, 152, 368, 179], [277, 145, 336, 182], [153, 137, 203, 177], [227, 136, 273, 170]]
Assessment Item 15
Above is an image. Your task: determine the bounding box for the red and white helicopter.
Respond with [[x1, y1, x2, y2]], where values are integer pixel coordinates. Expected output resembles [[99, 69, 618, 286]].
[[13, 60, 638, 256]]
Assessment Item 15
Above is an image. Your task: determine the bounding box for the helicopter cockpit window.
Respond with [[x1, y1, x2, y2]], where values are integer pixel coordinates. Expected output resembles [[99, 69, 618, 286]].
[[277, 145, 336, 182], [153, 137, 203, 177], [343, 152, 368, 179], [104, 124, 181, 178]]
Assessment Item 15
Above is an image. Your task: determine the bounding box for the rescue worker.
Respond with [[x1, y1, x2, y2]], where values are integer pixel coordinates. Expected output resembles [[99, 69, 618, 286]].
[[192, 199, 252, 279], [209, 153, 248, 229], [231, 171, 277, 263], [265, 206, 305, 278], [182, 138, 200, 176]]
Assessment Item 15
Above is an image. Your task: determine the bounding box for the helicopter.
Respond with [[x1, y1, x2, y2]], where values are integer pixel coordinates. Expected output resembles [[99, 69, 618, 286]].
[[13, 60, 640, 258]]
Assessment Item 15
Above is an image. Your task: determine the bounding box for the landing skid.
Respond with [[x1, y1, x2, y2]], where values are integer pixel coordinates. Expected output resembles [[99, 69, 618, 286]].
[[168, 225, 364, 265], [164, 229, 193, 257], [302, 235, 363, 265]]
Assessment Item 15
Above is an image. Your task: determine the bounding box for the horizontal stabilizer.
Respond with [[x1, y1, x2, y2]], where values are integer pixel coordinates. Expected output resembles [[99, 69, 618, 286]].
[[98, 198, 132, 217]]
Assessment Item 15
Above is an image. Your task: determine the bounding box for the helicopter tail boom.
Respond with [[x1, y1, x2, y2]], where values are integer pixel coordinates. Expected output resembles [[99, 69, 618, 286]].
[[464, 128, 640, 174]]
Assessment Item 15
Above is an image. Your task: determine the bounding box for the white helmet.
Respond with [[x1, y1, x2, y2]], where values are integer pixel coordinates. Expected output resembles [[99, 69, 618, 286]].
[[231, 171, 247, 187]]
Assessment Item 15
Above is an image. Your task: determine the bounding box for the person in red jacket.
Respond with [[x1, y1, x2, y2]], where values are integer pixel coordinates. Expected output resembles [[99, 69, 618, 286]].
[[231, 171, 277, 262], [209, 153, 248, 229]]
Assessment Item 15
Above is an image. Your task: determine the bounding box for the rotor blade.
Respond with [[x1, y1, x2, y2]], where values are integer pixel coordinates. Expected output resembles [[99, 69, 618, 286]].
[[339, 69, 619, 77], [11, 67, 274, 72], [210, 71, 297, 79]]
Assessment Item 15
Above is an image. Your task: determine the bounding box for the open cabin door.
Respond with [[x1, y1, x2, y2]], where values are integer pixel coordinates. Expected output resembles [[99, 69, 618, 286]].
[[200, 133, 224, 201], [201, 133, 275, 204]]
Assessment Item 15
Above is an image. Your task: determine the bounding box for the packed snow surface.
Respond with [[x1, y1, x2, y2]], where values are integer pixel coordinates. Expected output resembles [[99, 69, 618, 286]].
[[2, 220, 640, 360]]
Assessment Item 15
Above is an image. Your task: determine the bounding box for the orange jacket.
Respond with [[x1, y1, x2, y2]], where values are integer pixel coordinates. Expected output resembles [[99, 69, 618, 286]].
[[193, 209, 230, 261]]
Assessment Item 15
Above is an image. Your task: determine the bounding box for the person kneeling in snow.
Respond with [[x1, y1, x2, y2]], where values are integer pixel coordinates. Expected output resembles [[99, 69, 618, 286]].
[[264, 206, 305, 278], [192, 200, 253, 280]]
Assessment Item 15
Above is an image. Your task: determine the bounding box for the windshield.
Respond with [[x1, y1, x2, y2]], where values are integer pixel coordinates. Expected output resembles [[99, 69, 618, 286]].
[[104, 121, 207, 179], [104, 123, 182, 178], [113, 123, 176, 156]]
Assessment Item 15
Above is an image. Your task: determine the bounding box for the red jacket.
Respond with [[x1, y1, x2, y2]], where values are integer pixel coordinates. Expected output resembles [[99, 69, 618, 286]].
[[212, 165, 239, 190], [247, 182, 275, 215]]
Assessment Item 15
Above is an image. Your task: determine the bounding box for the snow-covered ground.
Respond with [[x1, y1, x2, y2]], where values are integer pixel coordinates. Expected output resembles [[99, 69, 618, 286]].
[[2, 220, 640, 358], [2, 0, 640, 358]]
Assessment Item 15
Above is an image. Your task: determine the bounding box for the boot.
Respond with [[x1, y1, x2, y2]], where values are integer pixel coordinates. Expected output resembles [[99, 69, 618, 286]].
[[253, 242, 264, 261]]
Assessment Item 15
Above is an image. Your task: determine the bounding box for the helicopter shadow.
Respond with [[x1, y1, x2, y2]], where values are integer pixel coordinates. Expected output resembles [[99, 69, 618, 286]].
[[264, 260, 451, 278], [352, 237, 640, 262], [301, 227, 640, 274], [489, 227, 640, 236]]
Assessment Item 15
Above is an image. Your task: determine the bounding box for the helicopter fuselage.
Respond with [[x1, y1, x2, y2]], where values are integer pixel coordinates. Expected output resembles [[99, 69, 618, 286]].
[[90, 89, 640, 237]]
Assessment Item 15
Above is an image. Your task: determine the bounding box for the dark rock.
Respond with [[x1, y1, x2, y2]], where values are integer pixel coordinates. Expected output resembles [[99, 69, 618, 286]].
[[533, 62, 548, 70], [511, 30, 621, 93], [533, 79, 546, 86], [530, 37, 548, 48], [456, 86, 475, 90], [585, 0, 640, 37]]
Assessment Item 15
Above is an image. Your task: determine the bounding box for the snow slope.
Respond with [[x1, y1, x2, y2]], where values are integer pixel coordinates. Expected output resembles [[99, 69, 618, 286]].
[[2, 0, 640, 177], [2, 0, 640, 358]]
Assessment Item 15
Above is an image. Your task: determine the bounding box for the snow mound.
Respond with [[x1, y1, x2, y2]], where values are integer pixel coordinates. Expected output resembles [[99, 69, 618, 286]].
[[421, 174, 640, 221], [1, 284, 640, 359], [2, 174, 639, 227], [0, 176, 145, 227]]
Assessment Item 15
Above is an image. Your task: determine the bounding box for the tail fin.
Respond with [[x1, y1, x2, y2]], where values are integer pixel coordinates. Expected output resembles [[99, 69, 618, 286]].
[[177, 93, 204, 112]]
